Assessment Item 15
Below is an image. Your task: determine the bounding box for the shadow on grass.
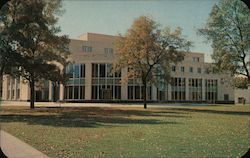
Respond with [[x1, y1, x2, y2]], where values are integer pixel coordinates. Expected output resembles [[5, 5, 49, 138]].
[[165, 107, 250, 116], [0, 107, 185, 128]]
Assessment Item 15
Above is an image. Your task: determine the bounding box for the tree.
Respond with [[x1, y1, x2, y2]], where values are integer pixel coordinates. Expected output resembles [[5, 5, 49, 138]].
[[114, 16, 191, 109], [0, 0, 70, 108], [233, 76, 248, 89], [0, 0, 10, 9], [198, 0, 250, 83]]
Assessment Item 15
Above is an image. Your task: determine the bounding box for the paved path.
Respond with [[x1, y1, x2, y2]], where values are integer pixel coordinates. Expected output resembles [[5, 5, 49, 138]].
[[0, 100, 219, 108], [0, 130, 49, 158]]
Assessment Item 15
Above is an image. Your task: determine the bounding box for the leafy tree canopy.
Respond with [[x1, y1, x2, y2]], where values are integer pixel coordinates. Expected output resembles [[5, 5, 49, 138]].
[[0, 0, 70, 108], [114, 16, 192, 108], [198, 0, 250, 83]]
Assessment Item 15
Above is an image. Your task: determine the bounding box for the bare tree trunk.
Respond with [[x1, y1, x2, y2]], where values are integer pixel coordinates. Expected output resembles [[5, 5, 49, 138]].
[[143, 80, 147, 109], [29, 77, 35, 109], [241, 56, 250, 84]]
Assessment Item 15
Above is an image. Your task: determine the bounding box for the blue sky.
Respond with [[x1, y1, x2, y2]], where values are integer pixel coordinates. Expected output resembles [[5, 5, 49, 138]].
[[57, 0, 220, 62]]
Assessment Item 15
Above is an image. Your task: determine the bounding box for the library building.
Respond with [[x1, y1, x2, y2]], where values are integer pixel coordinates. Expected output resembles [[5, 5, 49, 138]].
[[1, 33, 234, 103]]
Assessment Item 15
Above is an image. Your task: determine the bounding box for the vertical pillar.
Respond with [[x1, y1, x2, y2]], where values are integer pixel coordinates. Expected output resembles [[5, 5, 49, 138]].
[[185, 78, 189, 101], [2, 75, 8, 100], [121, 68, 128, 100], [165, 84, 168, 101], [59, 83, 64, 100], [10, 78, 13, 100], [151, 85, 157, 101], [202, 78, 206, 101], [217, 78, 220, 101], [49, 81, 53, 101], [85, 62, 92, 100], [168, 83, 172, 101], [14, 78, 17, 100]]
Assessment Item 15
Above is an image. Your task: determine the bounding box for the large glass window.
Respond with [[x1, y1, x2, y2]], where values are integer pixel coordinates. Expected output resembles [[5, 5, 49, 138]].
[[189, 67, 193, 73], [91, 63, 121, 100], [181, 66, 185, 72], [74, 65, 80, 78], [172, 66, 176, 72], [128, 86, 134, 100], [189, 78, 202, 101], [193, 57, 200, 62], [92, 64, 98, 77], [205, 79, 218, 102], [104, 48, 113, 54], [171, 77, 186, 101], [100, 64, 106, 77], [127, 78, 152, 100], [82, 46, 92, 52], [80, 64, 85, 78], [197, 68, 201, 73], [64, 64, 85, 100]]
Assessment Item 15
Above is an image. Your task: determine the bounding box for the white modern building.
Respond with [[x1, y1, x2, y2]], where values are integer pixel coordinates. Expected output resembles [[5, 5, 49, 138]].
[[1, 33, 235, 103], [234, 87, 250, 104]]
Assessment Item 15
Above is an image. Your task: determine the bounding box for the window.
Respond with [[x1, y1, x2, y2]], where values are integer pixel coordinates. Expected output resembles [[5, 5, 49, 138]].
[[181, 66, 185, 72], [224, 94, 229, 101], [128, 86, 134, 99], [66, 64, 74, 78], [189, 67, 193, 73], [197, 68, 201, 73], [171, 77, 186, 101], [74, 65, 80, 78], [115, 86, 121, 99], [91, 63, 121, 100], [115, 70, 121, 77], [64, 64, 85, 100], [107, 64, 113, 77], [66, 64, 85, 78], [74, 86, 79, 99], [92, 64, 99, 77], [82, 46, 92, 52], [205, 68, 209, 74], [135, 86, 141, 99], [104, 48, 113, 54], [81, 64, 85, 78], [189, 78, 202, 101], [172, 66, 176, 72], [205, 79, 218, 101], [193, 57, 200, 62], [99, 64, 106, 77]]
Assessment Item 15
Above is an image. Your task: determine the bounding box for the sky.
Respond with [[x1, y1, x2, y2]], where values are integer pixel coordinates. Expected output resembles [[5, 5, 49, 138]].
[[57, 0, 220, 62]]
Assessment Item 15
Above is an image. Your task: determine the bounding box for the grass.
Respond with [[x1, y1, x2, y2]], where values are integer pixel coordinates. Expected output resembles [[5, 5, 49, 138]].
[[0, 104, 249, 158]]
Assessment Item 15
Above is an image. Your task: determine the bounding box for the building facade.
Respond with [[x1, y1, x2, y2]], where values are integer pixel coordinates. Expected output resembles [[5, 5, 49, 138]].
[[1, 33, 234, 102], [234, 87, 250, 104]]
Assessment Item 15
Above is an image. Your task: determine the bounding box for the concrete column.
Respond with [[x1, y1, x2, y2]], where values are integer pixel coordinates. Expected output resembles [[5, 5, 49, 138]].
[[217, 78, 221, 101], [22, 78, 30, 101], [202, 78, 206, 101], [165, 85, 168, 101], [10, 78, 13, 100], [59, 84, 64, 100], [14, 78, 17, 100], [85, 62, 92, 100], [2, 75, 8, 100], [168, 83, 171, 101], [151, 85, 157, 101], [185, 78, 189, 101], [49, 81, 53, 101], [121, 68, 128, 100]]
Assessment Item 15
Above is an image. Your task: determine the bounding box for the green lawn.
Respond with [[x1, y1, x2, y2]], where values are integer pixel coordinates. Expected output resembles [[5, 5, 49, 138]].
[[0, 105, 249, 158]]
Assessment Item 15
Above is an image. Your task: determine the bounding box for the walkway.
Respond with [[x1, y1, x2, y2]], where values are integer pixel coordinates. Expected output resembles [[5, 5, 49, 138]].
[[0, 130, 49, 158], [0, 100, 218, 108]]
